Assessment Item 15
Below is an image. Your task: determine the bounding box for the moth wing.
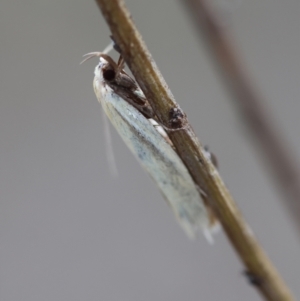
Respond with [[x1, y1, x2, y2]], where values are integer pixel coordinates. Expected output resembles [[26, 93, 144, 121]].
[[95, 83, 214, 241]]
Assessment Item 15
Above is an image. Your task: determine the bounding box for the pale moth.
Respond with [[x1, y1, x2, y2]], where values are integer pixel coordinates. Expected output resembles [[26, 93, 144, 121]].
[[82, 47, 219, 243]]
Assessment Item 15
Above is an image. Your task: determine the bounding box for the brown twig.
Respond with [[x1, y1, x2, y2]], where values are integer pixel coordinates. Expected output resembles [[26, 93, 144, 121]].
[[94, 0, 295, 300], [181, 0, 300, 233]]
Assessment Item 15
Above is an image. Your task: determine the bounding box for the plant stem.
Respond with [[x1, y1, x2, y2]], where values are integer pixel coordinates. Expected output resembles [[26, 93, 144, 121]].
[[94, 0, 295, 300]]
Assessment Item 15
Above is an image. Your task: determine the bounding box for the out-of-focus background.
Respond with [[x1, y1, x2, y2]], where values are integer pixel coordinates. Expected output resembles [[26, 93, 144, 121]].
[[1, 1, 300, 300]]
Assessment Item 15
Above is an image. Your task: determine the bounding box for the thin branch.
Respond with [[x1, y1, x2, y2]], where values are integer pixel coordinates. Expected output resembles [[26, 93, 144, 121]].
[[94, 0, 295, 300], [181, 0, 300, 232]]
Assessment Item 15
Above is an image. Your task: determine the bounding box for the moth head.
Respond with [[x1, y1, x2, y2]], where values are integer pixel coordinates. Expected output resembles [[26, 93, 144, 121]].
[[98, 58, 117, 82], [81, 52, 118, 82]]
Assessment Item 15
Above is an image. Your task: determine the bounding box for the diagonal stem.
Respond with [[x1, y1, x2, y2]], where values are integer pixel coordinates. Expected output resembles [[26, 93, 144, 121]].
[[94, 0, 295, 300]]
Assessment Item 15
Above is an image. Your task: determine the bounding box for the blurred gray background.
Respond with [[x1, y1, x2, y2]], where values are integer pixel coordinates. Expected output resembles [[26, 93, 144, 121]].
[[1, 0, 300, 300]]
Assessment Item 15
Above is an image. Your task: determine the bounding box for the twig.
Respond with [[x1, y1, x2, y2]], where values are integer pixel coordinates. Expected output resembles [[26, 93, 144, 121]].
[[181, 0, 300, 233], [94, 0, 295, 300]]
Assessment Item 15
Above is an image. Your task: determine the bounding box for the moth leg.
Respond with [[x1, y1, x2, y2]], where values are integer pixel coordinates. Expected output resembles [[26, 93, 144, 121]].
[[161, 124, 189, 132], [148, 119, 173, 146], [116, 55, 125, 75]]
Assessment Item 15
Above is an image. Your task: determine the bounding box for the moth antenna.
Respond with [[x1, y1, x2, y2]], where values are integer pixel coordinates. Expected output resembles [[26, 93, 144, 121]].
[[102, 42, 114, 54], [81, 53, 119, 71], [80, 42, 114, 65], [80, 52, 102, 64], [102, 108, 118, 177]]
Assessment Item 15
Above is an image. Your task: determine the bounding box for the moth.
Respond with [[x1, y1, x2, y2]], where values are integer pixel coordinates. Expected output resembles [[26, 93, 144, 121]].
[[83, 50, 219, 242]]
